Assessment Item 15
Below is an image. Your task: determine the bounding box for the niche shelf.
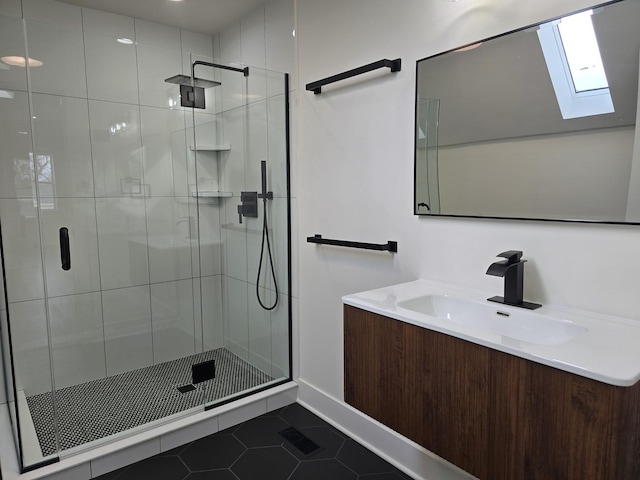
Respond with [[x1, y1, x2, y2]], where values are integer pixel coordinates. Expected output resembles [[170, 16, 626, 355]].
[[192, 191, 233, 198], [189, 144, 231, 152]]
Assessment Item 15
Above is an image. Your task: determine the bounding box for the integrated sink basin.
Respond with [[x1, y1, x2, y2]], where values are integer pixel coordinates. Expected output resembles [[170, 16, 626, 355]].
[[397, 294, 587, 346], [343, 279, 640, 386]]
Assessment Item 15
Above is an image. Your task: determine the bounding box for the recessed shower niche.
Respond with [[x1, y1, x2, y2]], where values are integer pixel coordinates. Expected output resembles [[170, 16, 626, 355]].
[[0, 3, 292, 472]]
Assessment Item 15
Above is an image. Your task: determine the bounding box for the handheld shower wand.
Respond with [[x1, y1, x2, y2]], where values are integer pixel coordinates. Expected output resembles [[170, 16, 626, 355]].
[[257, 161, 278, 310]]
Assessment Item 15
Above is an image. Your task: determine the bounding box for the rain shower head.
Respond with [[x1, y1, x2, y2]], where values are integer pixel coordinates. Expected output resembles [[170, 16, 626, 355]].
[[168, 60, 247, 109], [164, 74, 221, 89], [165, 74, 220, 109]]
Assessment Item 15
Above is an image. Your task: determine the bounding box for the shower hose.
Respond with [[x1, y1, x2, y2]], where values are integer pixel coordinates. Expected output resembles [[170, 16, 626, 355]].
[[256, 172, 279, 311]]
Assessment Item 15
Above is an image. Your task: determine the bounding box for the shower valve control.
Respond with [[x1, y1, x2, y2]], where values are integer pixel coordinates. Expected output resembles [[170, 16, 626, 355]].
[[237, 191, 258, 224]]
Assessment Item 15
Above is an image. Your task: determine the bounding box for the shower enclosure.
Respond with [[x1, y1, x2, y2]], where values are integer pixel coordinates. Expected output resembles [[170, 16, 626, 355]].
[[0, 5, 291, 473]]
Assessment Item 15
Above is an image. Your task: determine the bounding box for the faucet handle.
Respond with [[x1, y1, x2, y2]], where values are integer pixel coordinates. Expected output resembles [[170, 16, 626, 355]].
[[237, 204, 244, 224], [496, 250, 524, 264]]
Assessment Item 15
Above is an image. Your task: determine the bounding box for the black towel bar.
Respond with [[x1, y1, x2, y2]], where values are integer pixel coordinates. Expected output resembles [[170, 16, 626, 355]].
[[306, 58, 401, 94], [307, 234, 397, 253]]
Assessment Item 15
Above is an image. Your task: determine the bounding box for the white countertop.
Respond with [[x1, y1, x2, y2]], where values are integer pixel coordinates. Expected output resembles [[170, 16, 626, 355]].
[[342, 279, 640, 387]]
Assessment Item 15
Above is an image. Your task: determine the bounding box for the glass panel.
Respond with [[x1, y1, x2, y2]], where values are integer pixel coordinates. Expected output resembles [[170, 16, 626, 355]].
[[415, 98, 441, 215], [0, 14, 29, 92], [186, 61, 290, 406], [0, 10, 291, 471], [0, 206, 60, 468], [0, 224, 22, 466], [0, 14, 61, 467], [10, 299, 59, 466], [39, 28, 207, 457]]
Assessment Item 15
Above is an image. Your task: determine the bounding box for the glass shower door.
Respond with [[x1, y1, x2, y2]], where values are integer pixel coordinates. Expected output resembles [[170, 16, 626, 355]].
[[0, 13, 212, 467], [187, 61, 291, 407], [1, 11, 291, 470], [0, 12, 62, 469]]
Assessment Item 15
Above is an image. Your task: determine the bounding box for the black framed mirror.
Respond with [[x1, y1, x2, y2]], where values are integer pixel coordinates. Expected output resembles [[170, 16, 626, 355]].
[[414, 0, 640, 224]]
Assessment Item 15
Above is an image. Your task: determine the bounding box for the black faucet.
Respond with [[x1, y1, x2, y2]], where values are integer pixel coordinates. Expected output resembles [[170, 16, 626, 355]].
[[486, 250, 541, 310]]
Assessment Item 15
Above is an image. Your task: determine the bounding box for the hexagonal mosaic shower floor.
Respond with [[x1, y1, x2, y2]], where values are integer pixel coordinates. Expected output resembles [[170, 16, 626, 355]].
[[26, 348, 272, 456]]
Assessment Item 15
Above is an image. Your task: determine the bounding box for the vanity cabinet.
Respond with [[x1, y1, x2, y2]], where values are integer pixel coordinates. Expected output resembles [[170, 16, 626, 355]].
[[344, 305, 640, 480]]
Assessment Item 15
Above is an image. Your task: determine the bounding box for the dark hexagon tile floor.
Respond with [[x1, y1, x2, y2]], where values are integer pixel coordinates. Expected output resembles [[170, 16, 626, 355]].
[[95, 403, 414, 480]]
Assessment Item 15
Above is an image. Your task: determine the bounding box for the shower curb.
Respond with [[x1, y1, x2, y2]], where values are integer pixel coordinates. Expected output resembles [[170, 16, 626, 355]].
[[0, 382, 298, 480]]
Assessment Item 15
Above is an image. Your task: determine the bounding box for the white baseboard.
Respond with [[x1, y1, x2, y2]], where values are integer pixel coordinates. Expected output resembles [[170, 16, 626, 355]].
[[296, 379, 476, 480]]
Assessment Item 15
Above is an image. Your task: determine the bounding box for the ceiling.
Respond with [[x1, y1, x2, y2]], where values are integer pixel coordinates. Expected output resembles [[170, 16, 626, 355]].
[[59, 0, 267, 35]]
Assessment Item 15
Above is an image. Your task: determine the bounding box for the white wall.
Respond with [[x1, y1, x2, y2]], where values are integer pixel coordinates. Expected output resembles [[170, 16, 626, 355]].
[[296, 0, 640, 478], [439, 127, 634, 220]]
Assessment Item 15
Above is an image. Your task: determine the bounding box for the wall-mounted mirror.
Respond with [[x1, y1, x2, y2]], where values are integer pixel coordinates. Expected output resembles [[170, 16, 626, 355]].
[[414, 0, 640, 224]]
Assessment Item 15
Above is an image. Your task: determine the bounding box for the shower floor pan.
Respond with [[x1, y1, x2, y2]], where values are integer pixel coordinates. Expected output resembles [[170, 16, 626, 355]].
[[26, 348, 272, 457]]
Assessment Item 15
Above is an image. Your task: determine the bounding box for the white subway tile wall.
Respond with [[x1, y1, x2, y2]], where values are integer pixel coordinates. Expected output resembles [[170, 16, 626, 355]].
[[102, 285, 153, 375]]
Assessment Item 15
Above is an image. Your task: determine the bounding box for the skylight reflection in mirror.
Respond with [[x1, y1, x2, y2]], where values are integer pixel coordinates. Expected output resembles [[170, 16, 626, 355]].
[[537, 8, 614, 120], [558, 10, 609, 93]]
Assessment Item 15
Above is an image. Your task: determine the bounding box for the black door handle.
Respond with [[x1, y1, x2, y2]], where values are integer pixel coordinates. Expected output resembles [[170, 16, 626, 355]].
[[59, 227, 70, 271]]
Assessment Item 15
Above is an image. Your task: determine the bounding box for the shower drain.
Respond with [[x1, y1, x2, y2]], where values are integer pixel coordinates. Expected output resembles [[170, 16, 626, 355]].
[[177, 384, 196, 393]]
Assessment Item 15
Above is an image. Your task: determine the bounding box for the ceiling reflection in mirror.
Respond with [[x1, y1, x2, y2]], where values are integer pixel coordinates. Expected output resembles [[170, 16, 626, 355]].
[[414, 0, 640, 223]]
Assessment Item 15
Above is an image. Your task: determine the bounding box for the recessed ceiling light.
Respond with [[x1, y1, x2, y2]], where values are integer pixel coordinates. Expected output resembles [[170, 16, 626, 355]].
[[0, 89, 15, 99], [117, 38, 134, 45], [1, 56, 43, 67]]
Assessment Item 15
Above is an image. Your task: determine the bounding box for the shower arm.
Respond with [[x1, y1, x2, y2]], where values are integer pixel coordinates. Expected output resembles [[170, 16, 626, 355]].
[[191, 61, 249, 81]]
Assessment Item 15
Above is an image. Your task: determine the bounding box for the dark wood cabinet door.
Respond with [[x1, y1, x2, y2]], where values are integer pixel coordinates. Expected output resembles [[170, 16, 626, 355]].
[[344, 305, 640, 480], [345, 305, 490, 478]]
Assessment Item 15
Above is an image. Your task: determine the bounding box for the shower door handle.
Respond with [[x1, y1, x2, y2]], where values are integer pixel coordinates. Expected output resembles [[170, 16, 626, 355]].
[[59, 227, 71, 271]]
